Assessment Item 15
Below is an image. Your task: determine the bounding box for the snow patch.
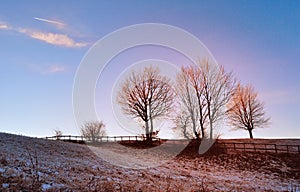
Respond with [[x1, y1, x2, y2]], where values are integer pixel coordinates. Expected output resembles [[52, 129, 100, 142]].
[[2, 183, 9, 188], [42, 183, 52, 191]]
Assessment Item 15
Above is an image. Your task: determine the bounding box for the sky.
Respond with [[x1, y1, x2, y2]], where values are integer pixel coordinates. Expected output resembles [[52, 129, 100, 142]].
[[1, 0, 300, 139]]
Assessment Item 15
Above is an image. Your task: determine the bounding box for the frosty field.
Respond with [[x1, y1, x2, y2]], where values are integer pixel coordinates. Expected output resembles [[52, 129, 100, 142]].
[[0, 132, 299, 191]]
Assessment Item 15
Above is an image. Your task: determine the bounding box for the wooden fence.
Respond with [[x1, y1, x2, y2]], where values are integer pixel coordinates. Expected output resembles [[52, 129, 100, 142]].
[[44, 135, 300, 154], [214, 141, 300, 154], [45, 135, 160, 143]]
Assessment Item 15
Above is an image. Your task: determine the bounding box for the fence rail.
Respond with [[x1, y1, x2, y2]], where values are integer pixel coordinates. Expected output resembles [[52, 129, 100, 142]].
[[45, 135, 160, 143], [214, 141, 300, 154], [44, 135, 300, 154]]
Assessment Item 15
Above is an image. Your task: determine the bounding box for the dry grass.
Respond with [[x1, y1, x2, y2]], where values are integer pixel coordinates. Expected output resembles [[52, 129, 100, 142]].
[[0, 132, 299, 191]]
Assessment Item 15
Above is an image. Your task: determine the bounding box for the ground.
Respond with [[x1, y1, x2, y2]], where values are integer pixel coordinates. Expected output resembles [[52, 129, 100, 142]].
[[0, 132, 299, 191]]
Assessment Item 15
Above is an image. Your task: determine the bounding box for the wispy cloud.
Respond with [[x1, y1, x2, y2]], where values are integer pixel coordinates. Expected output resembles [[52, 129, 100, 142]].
[[29, 64, 68, 74], [0, 20, 89, 48], [19, 28, 88, 48], [34, 17, 66, 29], [0, 22, 9, 29], [46, 65, 66, 74]]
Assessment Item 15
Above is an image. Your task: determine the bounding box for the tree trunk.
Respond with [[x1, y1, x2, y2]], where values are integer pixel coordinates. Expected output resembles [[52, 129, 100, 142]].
[[194, 131, 200, 140], [207, 99, 213, 140], [196, 92, 205, 139], [145, 120, 150, 141], [201, 124, 205, 139], [248, 129, 253, 139], [146, 133, 151, 141], [149, 116, 154, 140], [209, 119, 213, 140], [149, 103, 154, 134], [147, 103, 153, 142], [190, 110, 197, 140]]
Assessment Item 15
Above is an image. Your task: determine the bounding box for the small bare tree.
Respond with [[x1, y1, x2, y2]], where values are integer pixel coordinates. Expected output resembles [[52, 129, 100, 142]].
[[117, 66, 175, 141], [81, 121, 106, 142], [173, 110, 194, 139], [227, 83, 270, 139], [54, 129, 63, 140]]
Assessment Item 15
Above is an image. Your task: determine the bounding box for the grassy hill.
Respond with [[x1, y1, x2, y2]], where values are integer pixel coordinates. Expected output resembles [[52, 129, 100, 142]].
[[0, 132, 299, 191]]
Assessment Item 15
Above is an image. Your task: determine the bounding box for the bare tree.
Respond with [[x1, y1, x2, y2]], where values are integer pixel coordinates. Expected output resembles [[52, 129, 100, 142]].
[[117, 66, 175, 141], [81, 121, 106, 142], [200, 60, 236, 139], [54, 129, 63, 140], [227, 83, 270, 139], [173, 110, 194, 139], [176, 66, 204, 139], [189, 65, 207, 139], [175, 60, 235, 140]]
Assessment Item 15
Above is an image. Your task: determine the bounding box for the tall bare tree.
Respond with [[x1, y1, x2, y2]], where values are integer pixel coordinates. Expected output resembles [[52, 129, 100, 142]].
[[81, 121, 106, 142], [117, 66, 175, 141], [175, 59, 235, 140], [176, 65, 205, 139], [227, 83, 270, 139], [200, 60, 236, 139]]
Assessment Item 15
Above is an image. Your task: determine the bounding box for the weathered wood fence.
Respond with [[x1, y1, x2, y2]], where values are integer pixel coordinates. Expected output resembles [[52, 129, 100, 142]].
[[214, 141, 300, 154], [45, 135, 160, 143], [44, 136, 300, 154]]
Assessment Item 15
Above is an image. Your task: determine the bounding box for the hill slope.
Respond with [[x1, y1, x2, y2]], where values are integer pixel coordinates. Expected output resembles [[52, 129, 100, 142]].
[[0, 132, 299, 191]]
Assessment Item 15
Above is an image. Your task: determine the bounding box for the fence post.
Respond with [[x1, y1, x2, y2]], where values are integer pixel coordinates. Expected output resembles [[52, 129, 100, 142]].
[[265, 144, 267, 153], [253, 143, 256, 152], [135, 136, 137, 141], [129, 136, 130, 141], [274, 144, 277, 153], [233, 143, 236, 150], [243, 143, 246, 152]]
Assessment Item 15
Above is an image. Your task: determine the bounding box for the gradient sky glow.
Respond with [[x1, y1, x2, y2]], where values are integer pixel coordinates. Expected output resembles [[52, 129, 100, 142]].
[[1, 1, 300, 138]]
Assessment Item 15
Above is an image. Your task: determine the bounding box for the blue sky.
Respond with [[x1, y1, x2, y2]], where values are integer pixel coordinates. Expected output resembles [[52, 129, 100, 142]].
[[1, 0, 299, 138]]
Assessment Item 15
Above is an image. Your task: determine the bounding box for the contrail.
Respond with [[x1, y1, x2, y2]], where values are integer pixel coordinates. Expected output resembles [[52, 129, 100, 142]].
[[34, 17, 65, 26]]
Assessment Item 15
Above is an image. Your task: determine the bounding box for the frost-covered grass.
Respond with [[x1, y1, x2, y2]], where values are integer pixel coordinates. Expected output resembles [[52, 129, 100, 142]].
[[0, 132, 299, 191]]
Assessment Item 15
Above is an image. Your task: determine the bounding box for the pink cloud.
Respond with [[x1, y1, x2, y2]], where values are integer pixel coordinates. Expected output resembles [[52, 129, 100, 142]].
[[1, 20, 89, 48], [19, 29, 88, 48]]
